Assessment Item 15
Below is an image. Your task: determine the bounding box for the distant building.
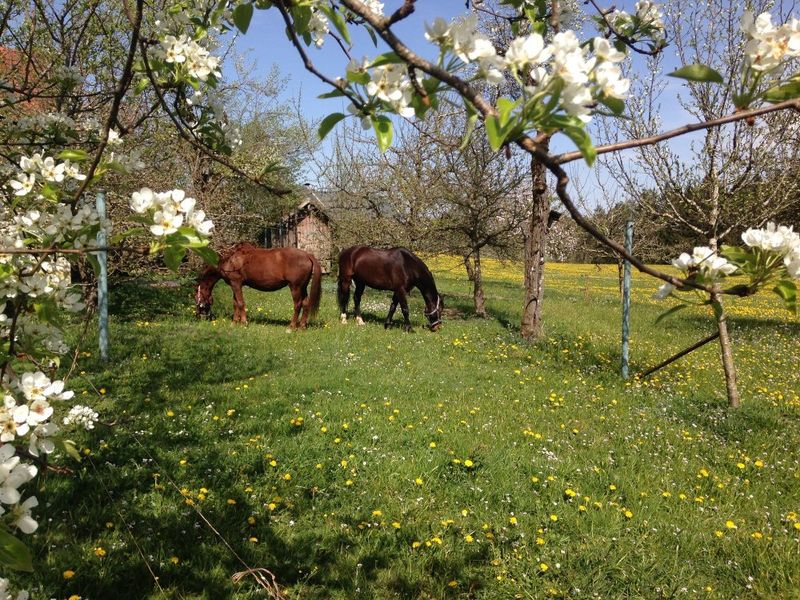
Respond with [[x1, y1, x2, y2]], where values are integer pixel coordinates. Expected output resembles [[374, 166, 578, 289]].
[[260, 189, 333, 273]]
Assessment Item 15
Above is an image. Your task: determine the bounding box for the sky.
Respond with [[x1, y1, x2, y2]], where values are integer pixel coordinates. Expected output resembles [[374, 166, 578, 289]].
[[226, 1, 702, 204]]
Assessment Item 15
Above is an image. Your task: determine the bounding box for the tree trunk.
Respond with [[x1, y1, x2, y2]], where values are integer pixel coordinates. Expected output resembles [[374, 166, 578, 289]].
[[463, 254, 475, 282], [521, 139, 551, 339], [711, 288, 740, 408], [472, 249, 486, 317]]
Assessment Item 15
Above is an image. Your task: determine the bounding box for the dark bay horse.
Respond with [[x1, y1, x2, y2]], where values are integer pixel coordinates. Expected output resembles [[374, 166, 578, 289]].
[[196, 243, 322, 328], [337, 246, 443, 332]]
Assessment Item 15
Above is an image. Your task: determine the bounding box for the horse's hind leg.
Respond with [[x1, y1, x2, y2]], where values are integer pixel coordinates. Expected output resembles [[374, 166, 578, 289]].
[[384, 293, 399, 329], [298, 283, 311, 329], [337, 276, 351, 324], [397, 289, 412, 332], [289, 285, 304, 331], [353, 280, 366, 325], [231, 281, 247, 324]]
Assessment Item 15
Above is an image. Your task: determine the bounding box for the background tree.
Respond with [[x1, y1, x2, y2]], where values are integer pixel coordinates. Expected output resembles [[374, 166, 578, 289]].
[[599, 0, 800, 406]]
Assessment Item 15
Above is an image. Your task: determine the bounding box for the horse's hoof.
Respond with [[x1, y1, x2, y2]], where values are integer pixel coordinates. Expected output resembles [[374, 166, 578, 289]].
[[340, 313, 347, 324], [356, 316, 365, 326], [285, 328, 294, 334], [384, 322, 390, 329]]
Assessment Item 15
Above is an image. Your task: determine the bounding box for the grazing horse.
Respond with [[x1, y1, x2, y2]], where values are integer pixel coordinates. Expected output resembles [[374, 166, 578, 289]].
[[337, 246, 443, 332], [195, 243, 322, 328]]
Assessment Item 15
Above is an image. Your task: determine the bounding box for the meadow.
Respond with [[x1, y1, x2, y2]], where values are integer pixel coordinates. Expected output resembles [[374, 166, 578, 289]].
[[21, 259, 800, 599]]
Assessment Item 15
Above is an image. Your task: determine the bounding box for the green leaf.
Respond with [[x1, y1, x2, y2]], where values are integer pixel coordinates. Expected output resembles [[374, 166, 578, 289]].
[[345, 70, 369, 85], [163, 245, 186, 271], [496, 97, 519, 128], [485, 115, 505, 151], [54, 438, 82, 462], [109, 227, 146, 245], [319, 5, 350, 45], [667, 64, 724, 84], [232, 2, 254, 33], [460, 111, 478, 151], [720, 244, 757, 271], [0, 528, 33, 572], [57, 149, 90, 162], [318, 112, 346, 141], [370, 52, 404, 67], [762, 81, 800, 103], [773, 279, 797, 315], [562, 126, 597, 166], [318, 88, 346, 99], [598, 95, 625, 116], [33, 298, 62, 326], [192, 245, 219, 266], [85, 252, 101, 275], [371, 115, 393, 152], [654, 303, 688, 325]]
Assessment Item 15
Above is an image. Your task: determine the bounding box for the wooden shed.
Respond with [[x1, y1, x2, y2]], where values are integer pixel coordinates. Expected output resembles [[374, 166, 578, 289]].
[[260, 193, 333, 273]]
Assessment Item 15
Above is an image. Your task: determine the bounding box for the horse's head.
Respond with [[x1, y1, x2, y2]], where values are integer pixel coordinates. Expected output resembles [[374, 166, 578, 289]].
[[425, 294, 443, 332], [195, 283, 213, 319]]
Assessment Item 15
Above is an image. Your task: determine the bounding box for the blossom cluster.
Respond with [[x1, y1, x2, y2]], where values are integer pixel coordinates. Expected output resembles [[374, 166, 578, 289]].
[[63, 405, 100, 430], [0, 370, 77, 543], [0, 578, 28, 600], [158, 34, 221, 82], [741, 222, 800, 278], [654, 247, 738, 299], [424, 15, 632, 123], [8, 153, 86, 197], [741, 11, 800, 72], [609, 0, 666, 45], [129, 188, 214, 237]]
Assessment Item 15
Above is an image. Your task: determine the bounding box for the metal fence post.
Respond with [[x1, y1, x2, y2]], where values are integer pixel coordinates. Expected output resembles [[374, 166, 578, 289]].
[[621, 220, 633, 379], [96, 191, 108, 361]]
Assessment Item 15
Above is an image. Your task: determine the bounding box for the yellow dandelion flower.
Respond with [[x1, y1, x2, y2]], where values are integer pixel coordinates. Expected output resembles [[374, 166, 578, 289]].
[[282, 473, 291, 481], [391, 521, 401, 529], [170, 556, 180, 565], [415, 477, 424, 486], [539, 563, 549, 572], [227, 499, 236, 505], [448, 580, 458, 588], [464, 534, 474, 543], [93, 547, 106, 557], [63, 570, 75, 579], [550, 514, 558, 522], [509, 516, 518, 525], [725, 520, 737, 529], [464, 459, 474, 468]]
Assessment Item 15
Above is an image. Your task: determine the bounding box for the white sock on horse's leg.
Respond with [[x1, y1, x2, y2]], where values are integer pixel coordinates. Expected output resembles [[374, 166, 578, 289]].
[[340, 313, 347, 324], [356, 316, 365, 325]]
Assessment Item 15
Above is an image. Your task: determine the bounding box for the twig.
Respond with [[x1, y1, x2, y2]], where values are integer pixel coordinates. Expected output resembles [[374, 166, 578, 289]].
[[556, 99, 800, 164]]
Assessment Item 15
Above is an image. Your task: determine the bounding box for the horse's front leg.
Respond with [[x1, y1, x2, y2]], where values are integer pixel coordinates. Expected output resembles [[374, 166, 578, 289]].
[[353, 281, 366, 326], [231, 282, 247, 324], [289, 286, 304, 331], [397, 290, 412, 332], [384, 293, 399, 329]]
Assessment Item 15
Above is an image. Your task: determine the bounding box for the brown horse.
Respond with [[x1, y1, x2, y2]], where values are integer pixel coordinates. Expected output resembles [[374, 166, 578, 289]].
[[196, 243, 322, 328], [337, 246, 443, 332]]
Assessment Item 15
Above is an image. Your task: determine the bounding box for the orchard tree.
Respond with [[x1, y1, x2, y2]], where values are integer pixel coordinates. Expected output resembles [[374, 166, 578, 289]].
[[4, 0, 800, 593]]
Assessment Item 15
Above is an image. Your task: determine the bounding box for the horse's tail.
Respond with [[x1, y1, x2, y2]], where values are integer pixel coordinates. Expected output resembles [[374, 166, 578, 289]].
[[307, 254, 322, 321]]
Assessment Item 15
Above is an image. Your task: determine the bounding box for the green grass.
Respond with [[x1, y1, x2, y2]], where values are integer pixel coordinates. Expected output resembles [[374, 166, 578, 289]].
[[16, 263, 800, 599]]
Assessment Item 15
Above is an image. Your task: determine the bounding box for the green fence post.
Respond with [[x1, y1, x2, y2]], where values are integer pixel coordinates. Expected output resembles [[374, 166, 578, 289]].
[[621, 220, 633, 379], [96, 191, 108, 361]]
